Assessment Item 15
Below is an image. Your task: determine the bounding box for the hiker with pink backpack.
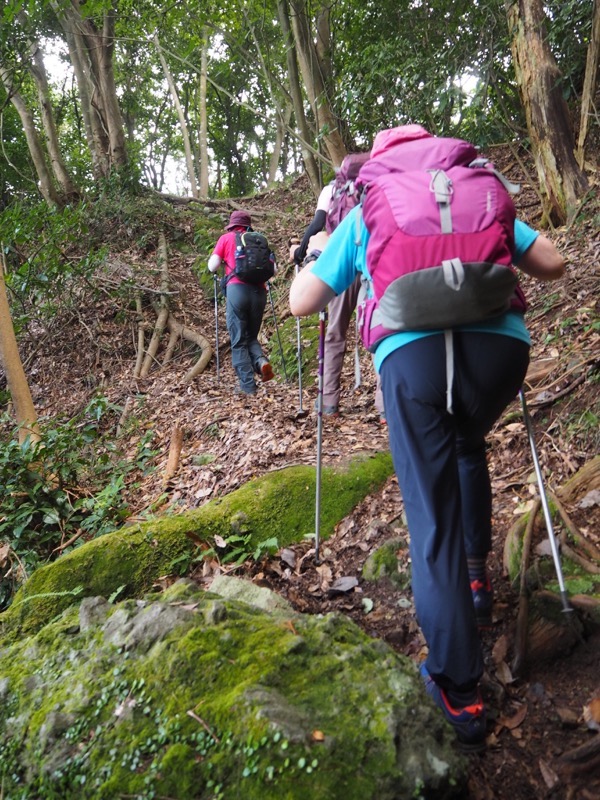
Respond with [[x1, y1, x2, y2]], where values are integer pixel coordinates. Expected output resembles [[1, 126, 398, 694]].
[[290, 125, 565, 752], [290, 154, 385, 421]]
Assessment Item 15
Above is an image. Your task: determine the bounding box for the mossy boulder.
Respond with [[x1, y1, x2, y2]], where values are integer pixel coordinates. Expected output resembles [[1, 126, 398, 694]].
[[0, 578, 466, 799], [0, 453, 393, 643]]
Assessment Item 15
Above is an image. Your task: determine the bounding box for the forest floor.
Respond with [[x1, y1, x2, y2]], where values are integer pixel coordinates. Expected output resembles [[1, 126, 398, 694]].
[[14, 152, 600, 799]]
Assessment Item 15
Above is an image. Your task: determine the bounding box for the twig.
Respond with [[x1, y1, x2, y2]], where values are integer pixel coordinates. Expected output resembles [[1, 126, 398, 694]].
[[186, 709, 220, 743], [527, 374, 586, 407], [133, 292, 145, 379], [51, 528, 85, 555], [116, 396, 133, 437], [549, 490, 600, 565]]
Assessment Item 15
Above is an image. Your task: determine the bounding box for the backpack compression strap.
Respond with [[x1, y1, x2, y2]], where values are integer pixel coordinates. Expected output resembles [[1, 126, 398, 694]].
[[428, 169, 456, 414]]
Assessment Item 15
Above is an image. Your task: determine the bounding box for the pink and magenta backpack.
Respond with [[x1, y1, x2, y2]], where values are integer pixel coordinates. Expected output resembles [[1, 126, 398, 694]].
[[355, 129, 526, 351], [325, 151, 371, 234]]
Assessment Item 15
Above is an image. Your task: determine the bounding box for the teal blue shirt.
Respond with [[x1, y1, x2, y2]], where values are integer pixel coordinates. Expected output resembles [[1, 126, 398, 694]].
[[311, 210, 538, 372]]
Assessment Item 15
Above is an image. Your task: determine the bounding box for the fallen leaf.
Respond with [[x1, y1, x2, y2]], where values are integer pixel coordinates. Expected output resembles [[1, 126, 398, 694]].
[[583, 696, 600, 731], [214, 534, 227, 548], [328, 576, 359, 595], [539, 758, 559, 789], [505, 423, 525, 433], [555, 705, 579, 727], [495, 660, 514, 686], [579, 489, 600, 508], [498, 703, 528, 730], [492, 635, 509, 664], [279, 548, 296, 569]]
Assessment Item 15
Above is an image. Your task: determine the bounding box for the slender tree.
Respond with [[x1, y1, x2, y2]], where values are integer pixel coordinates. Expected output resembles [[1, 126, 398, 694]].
[[23, 25, 79, 199], [154, 34, 199, 198], [288, 0, 346, 166], [199, 31, 210, 198], [0, 250, 40, 445], [277, 0, 321, 192], [0, 63, 61, 206]]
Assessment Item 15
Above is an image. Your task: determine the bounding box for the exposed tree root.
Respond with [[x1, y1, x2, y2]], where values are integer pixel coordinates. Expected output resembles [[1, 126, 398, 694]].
[[512, 498, 540, 677], [133, 230, 212, 382], [163, 425, 184, 488]]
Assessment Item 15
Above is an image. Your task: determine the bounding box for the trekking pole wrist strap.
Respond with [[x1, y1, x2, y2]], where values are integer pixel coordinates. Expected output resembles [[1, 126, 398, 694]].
[[303, 249, 322, 267]]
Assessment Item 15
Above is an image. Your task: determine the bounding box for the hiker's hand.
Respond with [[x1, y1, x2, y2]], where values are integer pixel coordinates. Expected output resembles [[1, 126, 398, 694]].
[[288, 237, 300, 264], [308, 231, 329, 253]]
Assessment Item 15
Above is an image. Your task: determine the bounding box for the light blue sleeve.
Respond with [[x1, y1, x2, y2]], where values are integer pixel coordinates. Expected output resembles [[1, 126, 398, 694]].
[[514, 219, 539, 263], [310, 207, 363, 294]]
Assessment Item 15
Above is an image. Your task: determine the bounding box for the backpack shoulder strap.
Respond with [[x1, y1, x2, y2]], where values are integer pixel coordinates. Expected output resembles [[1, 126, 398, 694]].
[[469, 158, 521, 194]]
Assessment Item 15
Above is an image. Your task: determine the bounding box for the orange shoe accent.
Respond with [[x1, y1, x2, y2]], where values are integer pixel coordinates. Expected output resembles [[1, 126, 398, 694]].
[[440, 689, 484, 718], [261, 362, 274, 382]]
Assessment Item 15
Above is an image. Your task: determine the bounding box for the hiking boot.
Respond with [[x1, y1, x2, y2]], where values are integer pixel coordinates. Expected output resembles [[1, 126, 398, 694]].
[[258, 359, 274, 382], [471, 576, 493, 629], [234, 386, 256, 396], [420, 664, 487, 753], [313, 399, 339, 416]]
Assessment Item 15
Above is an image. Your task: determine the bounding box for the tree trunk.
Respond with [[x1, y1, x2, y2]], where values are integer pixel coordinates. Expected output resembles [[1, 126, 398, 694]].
[[0, 65, 61, 206], [155, 35, 198, 199], [15, 9, 78, 198], [98, 9, 128, 170], [199, 33, 210, 199], [268, 105, 292, 184], [0, 251, 40, 444], [577, 0, 600, 167], [277, 0, 321, 194], [51, 0, 127, 178], [288, 0, 346, 167], [27, 43, 79, 199], [506, 0, 589, 224], [62, 24, 110, 178]]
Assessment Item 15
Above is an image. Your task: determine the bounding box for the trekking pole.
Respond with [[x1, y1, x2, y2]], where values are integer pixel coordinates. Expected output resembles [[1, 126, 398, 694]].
[[266, 281, 289, 381], [314, 308, 327, 565], [213, 274, 220, 384], [354, 319, 362, 391], [294, 264, 305, 414], [519, 389, 572, 614]]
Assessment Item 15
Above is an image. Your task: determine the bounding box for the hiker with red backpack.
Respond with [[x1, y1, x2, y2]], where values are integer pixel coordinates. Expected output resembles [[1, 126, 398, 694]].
[[208, 210, 276, 395], [290, 154, 385, 421], [290, 125, 565, 751]]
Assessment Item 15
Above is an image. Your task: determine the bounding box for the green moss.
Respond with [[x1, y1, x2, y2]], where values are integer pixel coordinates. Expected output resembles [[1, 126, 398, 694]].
[[362, 537, 410, 589], [0, 455, 393, 642], [0, 584, 465, 799]]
